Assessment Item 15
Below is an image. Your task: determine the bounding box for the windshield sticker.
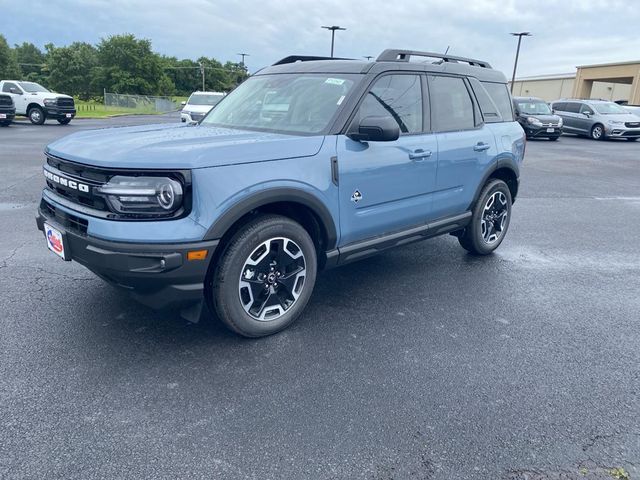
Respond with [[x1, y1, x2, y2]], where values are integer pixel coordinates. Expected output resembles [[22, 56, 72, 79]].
[[337, 95, 345, 105], [325, 78, 346, 86]]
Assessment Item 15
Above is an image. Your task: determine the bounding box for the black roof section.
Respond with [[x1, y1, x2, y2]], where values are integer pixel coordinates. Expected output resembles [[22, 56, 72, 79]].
[[259, 49, 507, 83]]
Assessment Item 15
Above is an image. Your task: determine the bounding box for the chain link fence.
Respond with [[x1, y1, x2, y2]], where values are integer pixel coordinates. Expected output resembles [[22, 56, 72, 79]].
[[104, 91, 180, 114]]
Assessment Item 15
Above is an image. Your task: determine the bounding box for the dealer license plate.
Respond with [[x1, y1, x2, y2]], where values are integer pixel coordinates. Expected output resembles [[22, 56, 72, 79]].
[[0, 114, 6, 119], [546, 128, 555, 133], [65, 113, 72, 118], [44, 223, 68, 260]]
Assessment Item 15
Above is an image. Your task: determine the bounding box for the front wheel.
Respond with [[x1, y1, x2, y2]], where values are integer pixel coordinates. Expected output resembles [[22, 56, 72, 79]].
[[211, 214, 317, 337], [590, 124, 605, 141], [0, 120, 10, 127], [458, 179, 512, 255], [28, 106, 45, 125]]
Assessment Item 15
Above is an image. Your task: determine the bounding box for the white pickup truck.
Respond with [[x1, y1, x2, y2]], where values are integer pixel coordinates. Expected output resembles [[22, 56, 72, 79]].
[[0, 80, 76, 125]]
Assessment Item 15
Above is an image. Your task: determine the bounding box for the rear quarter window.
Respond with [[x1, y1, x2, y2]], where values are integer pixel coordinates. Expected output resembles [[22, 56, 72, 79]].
[[481, 82, 514, 122], [469, 78, 502, 123]]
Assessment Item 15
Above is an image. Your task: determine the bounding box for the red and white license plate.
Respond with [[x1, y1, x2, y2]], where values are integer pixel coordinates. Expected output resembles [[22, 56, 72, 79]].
[[44, 223, 68, 260]]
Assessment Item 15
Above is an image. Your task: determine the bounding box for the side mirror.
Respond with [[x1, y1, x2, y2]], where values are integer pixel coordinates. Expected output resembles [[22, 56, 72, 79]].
[[583, 111, 591, 117], [348, 115, 400, 142]]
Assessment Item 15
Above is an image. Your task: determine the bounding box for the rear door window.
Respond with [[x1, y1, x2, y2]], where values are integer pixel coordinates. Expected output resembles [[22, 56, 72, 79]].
[[553, 102, 567, 112], [429, 75, 475, 131], [565, 103, 581, 113]]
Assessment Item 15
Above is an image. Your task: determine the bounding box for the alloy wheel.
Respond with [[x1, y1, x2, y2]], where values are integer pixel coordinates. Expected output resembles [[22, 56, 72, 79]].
[[238, 237, 306, 321], [480, 191, 509, 245]]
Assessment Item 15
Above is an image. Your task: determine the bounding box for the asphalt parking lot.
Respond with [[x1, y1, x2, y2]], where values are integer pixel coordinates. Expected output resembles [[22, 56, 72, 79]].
[[1, 116, 639, 479]]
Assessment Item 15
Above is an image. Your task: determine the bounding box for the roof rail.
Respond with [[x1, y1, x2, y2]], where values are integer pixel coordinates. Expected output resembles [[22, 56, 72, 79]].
[[272, 55, 352, 66], [376, 49, 492, 69]]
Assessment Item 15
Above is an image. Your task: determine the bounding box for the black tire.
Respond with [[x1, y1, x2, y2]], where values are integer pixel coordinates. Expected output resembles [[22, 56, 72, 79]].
[[211, 214, 317, 337], [0, 120, 10, 127], [57, 118, 71, 125], [590, 123, 605, 141], [458, 179, 512, 255], [548, 137, 559, 141], [28, 106, 45, 125], [627, 137, 638, 142]]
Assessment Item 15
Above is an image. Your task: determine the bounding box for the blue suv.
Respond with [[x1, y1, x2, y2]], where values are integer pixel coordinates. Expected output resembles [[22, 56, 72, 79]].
[[36, 49, 525, 337]]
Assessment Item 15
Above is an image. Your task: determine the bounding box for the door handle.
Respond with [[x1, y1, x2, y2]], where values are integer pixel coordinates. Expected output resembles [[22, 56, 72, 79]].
[[473, 142, 491, 152], [408, 149, 432, 160]]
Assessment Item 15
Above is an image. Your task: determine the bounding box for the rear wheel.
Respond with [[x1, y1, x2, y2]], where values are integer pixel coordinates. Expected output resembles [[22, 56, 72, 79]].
[[458, 179, 512, 255], [28, 106, 45, 125], [211, 214, 317, 337], [57, 118, 71, 125], [590, 124, 605, 140]]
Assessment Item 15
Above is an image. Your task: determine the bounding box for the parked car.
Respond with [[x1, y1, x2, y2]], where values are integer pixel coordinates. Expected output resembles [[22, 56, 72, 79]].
[[0, 93, 15, 126], [513, 96, 562, 140], [622, 105, 640, 116], [551, 99, 640, 141], [180, 91, 226, 123], [0, 80, 76, 125], [36, 49, 525, 337]]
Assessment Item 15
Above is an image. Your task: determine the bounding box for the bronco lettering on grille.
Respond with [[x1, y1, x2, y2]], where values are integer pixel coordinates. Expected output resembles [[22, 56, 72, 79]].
[[44, 169, 90, 193]]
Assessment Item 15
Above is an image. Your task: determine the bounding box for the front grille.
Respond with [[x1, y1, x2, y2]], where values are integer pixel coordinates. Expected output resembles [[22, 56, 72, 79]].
[[0, 95, 12, 106], [45, 156, 109, 211], [56, 97, 75, 108], [40, 199, 88, 236], [625, 122, 640, 128], [190, 113, 205, 122]]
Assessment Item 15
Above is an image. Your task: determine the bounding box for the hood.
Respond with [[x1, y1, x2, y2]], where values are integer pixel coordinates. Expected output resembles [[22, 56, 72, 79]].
[[182, 105, 213, 114], [46, 123, 325, 169], [600, 113, 640, 123], [521, 114, 561, 123], [28, 91, 72, 100]]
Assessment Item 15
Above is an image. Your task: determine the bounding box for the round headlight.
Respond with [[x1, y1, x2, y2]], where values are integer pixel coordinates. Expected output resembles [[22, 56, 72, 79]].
[[158, 183, 176, 210]]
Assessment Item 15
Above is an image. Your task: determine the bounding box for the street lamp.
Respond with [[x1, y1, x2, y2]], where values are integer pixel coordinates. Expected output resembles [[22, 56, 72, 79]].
[[509, 32, 531, 93], [237, 53, 249, 67], [321, 26, 346, 58], [363, 56, 373, 61]]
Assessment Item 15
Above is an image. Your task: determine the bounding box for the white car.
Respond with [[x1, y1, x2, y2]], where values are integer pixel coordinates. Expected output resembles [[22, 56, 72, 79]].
[[622, 105, 640, 117], [180, 91, 226, 123]]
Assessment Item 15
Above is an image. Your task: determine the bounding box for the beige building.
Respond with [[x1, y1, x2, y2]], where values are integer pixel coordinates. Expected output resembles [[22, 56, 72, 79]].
[[510, 60, 640, 104]]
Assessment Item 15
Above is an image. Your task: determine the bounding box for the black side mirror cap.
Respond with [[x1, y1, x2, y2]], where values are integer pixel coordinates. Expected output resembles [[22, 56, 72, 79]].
[[348, 115, 400, 142]]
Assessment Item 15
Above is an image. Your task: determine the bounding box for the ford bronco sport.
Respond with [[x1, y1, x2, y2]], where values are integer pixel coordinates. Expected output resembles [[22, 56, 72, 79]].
[[36, 49, 525, 337]]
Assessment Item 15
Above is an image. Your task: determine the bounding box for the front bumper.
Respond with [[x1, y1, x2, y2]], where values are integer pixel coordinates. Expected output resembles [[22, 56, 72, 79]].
[[524, 124, 562, 138], [0, 108, 15, 122], [44, 106, 76, 120], [36, 204, 219, 311], [605, 125, 640, 138]]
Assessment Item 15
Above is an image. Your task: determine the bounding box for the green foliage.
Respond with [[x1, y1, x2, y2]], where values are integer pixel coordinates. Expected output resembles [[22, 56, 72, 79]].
[[45, 42, 98, 100], [14, 42, 46, 82], [0, 35, 20, 79], [1, 33, 250, 98]]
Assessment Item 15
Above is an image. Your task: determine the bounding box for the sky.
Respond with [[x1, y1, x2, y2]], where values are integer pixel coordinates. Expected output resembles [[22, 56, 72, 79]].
[[1, 0, 639, 78]]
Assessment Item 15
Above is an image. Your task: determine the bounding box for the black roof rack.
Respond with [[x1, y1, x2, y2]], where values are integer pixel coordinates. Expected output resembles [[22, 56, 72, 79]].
[[376, 49, 492, 69], [273, 55, 352, 66]]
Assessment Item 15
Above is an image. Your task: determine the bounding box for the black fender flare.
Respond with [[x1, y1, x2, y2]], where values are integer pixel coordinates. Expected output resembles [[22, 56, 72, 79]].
[[203, 188, 338, 249], [469, 157, 520, 209]]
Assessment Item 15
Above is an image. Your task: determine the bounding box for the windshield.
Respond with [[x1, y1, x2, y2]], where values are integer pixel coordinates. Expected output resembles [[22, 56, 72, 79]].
[[188, 94, 224, 106], [515, 100, 552, 115], [201, 74, 357, 134], [18, 82, 50, 93], [592, 102, 628, 115]]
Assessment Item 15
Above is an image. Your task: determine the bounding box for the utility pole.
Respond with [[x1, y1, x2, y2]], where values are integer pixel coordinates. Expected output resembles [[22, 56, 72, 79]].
[[510, 32, 531, 93], [321, 26, 346, 58], [363, 56, 373, 61], [237, 53, 249, 68], [199, 62, 205, 91]]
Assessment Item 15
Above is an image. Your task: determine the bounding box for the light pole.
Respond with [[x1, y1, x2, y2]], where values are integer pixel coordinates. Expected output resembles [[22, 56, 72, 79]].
[[510, 32, 531, 93], [237, 53, 249, 68], [321, 26, 346, 58], [363, 56, 373, 61]]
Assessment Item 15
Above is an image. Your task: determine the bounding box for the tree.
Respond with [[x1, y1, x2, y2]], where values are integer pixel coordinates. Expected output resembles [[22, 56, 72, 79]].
[[0, 35, 19, 79], [14, 42, 45, 82], [92, 34, 174, 95], [45, 42, 98, 99]]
